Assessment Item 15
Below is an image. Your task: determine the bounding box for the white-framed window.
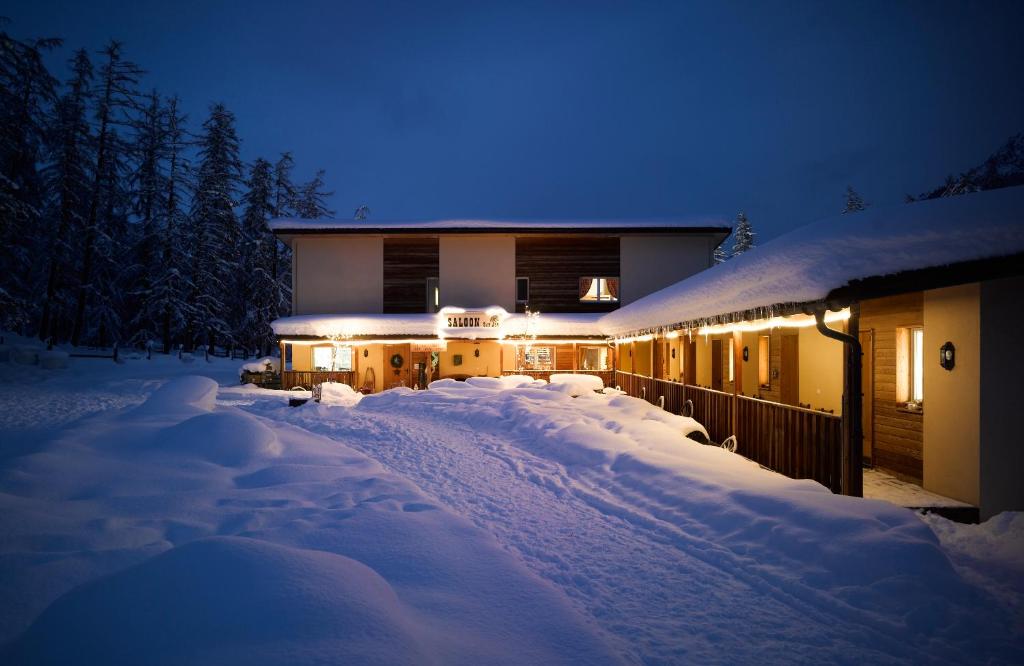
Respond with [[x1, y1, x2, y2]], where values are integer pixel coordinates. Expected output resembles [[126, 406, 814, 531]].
[[516, 277, 530, 304], [579, 277, 619, 302], [896, 326, 924, 406], [313, 345, 354, 371], [910, 327, 924, 403]]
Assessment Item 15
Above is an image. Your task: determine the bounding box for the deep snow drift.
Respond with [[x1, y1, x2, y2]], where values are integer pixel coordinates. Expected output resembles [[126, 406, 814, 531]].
[[0, 353, 1021, 664]]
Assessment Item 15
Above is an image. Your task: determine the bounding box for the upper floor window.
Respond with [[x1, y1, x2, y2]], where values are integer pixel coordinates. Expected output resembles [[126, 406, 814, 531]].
[[426, 277, 440, 313], [579, 277, 619, 302], [516, 277, 529, 304]]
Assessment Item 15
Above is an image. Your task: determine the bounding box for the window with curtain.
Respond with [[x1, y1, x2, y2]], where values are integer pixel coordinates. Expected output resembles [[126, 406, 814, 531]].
[[896, 326, 924, 406], [579, 277, 620, 302]]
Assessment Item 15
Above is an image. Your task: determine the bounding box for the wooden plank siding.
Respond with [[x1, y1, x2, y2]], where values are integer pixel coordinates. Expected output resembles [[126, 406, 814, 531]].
[[860, 292, 924, 482], [514, 237, 619, 313], [383, 238, 439, 313]]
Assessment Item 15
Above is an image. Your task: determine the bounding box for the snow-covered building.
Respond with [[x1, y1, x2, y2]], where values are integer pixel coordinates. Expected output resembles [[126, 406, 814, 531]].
[[604, 186, 1024, 519], [270, 217, 729, 392]]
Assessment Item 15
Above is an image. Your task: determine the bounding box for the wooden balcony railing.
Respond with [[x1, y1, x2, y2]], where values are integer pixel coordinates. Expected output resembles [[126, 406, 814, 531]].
[[612, 371, 843, 494], [281, 370, 356, 391]]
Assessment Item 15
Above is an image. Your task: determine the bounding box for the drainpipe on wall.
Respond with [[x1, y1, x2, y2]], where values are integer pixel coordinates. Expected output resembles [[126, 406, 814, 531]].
[[813, 304, 863, 497]]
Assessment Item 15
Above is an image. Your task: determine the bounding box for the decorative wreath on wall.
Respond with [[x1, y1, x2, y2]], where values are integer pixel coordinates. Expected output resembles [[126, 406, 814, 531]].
[[390, 353, 405, 369]]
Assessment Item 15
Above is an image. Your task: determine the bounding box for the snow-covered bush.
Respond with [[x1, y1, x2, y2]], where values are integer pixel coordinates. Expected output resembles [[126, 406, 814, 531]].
[[239, 356, 279, 377]]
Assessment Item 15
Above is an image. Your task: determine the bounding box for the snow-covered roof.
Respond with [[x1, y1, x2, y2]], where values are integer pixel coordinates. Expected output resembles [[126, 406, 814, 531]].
[[600, 186, 1024, 336], [269, 216, 730, 234], [271, 309, 606, 339]]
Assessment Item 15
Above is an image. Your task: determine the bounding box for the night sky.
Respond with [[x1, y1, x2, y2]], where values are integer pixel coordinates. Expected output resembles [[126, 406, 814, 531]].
[[9, 0, 1024, 240]]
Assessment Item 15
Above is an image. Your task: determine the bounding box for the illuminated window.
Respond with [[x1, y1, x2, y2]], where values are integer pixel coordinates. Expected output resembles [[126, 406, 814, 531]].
[[758, 335, 770, 388], [911, 328, 924, 403], [896, 326, 924, 405], [728, 339, 734, 382], [578, 346, 609, 370], [313, 346, 353, 371], [579, 277, 619, 302], [522, 346, 554, 370], [425, 277, 440, 313]]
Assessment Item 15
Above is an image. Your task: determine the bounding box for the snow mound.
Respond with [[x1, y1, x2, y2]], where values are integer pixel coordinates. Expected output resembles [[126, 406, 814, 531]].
[[4, 536, 429, 666], [38, 349, 69, 370], [318, 381, 362, 407], [239, 356, 278, 376], [549, 373, 604, 390], [133, 375, 219, 417], [154, 412, 282, 467]]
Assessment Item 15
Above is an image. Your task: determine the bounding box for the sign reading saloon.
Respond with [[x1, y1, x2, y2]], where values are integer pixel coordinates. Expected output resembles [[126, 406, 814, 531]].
[[445, 312, 501, 329], [438, 307, 506, 338]]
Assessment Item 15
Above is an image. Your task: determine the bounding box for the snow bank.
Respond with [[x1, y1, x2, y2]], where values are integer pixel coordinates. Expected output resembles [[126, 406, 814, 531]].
[[4, 537, 430, 666], [239, 356, 278, 376], [548, 373, 604, 394], [38, 349, 69, 370], [319, 381, 362, 407], [0, 362, 621, 664], [132, 375, 218, 417], [154, 412, 283, 467], [11, 345, 42, 365]]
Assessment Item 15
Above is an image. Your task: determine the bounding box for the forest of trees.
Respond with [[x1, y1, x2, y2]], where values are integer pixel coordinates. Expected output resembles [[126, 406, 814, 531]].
[[0, 22, 334, 354]]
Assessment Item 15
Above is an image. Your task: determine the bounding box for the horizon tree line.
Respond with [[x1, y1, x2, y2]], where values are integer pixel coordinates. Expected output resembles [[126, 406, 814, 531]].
[[0, 22, 338, 354]]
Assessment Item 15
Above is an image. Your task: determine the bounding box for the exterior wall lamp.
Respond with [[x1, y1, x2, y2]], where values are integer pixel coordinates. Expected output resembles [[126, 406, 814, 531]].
[[940, 341, 955, 371]]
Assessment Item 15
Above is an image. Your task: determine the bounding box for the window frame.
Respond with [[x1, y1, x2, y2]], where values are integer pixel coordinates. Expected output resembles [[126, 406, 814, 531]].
[[425, 277, 440, 313], [578, 277, 620, 303], [758, 334, 771, 388], [896, 325, 924, 408], [312, 345, 354, 372], [515, 276, 530, 304]]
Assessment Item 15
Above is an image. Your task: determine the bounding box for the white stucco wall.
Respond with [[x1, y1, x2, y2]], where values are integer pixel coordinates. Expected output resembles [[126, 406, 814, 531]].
[[439, 235, 515, 310], [293, 236, 384, 314], [619, 235, 716, 304]]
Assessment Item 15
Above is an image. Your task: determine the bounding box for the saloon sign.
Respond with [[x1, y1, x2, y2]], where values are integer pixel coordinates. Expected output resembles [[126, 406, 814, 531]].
[[438, 308, 506, 337], [445, 312, 501, 329]]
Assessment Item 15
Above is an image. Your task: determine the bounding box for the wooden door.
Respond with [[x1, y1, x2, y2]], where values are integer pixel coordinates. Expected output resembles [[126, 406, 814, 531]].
[[780, 334, 799, 406], [684, 339, 697, 385], [859, 329, 875, 464], [384, 343, 412, 388], [711, 339, 723, 390]]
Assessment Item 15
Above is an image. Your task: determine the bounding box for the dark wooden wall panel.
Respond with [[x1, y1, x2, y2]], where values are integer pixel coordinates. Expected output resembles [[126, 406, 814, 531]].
[[861, 292, 924, 482], [515, 237, 619, 313], [383, 238, 439, 313]]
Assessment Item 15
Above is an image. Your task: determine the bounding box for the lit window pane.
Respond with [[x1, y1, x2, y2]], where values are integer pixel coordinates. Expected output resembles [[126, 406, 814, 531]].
[[912, 329, 924, 402]]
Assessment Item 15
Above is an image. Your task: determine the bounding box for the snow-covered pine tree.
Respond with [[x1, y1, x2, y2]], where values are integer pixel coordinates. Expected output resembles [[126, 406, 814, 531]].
[[294, 169, 335, 219], [186, 102, 243, 350], [842, 186, 867, 214], [713, 243, 729, 264], [730, 213, 755, 257], [38, 48, 94, 343], [270, 152, 297, 321], [354, 204, 370, 220], [126, 90, 168, 347], [240, 158, 279, 354], [88, 127, 133, 348], [0, 25, 61, 331], [149, 96, 192, 353], [70, 40, 143, 346]]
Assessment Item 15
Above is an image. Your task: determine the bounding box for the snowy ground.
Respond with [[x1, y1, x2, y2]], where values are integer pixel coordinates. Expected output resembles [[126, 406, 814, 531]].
[[0, 349, 1021, 664]]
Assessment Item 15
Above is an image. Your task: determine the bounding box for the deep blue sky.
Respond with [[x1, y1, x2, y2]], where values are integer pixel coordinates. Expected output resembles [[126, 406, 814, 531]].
[[9, 0, 1024, 240]]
